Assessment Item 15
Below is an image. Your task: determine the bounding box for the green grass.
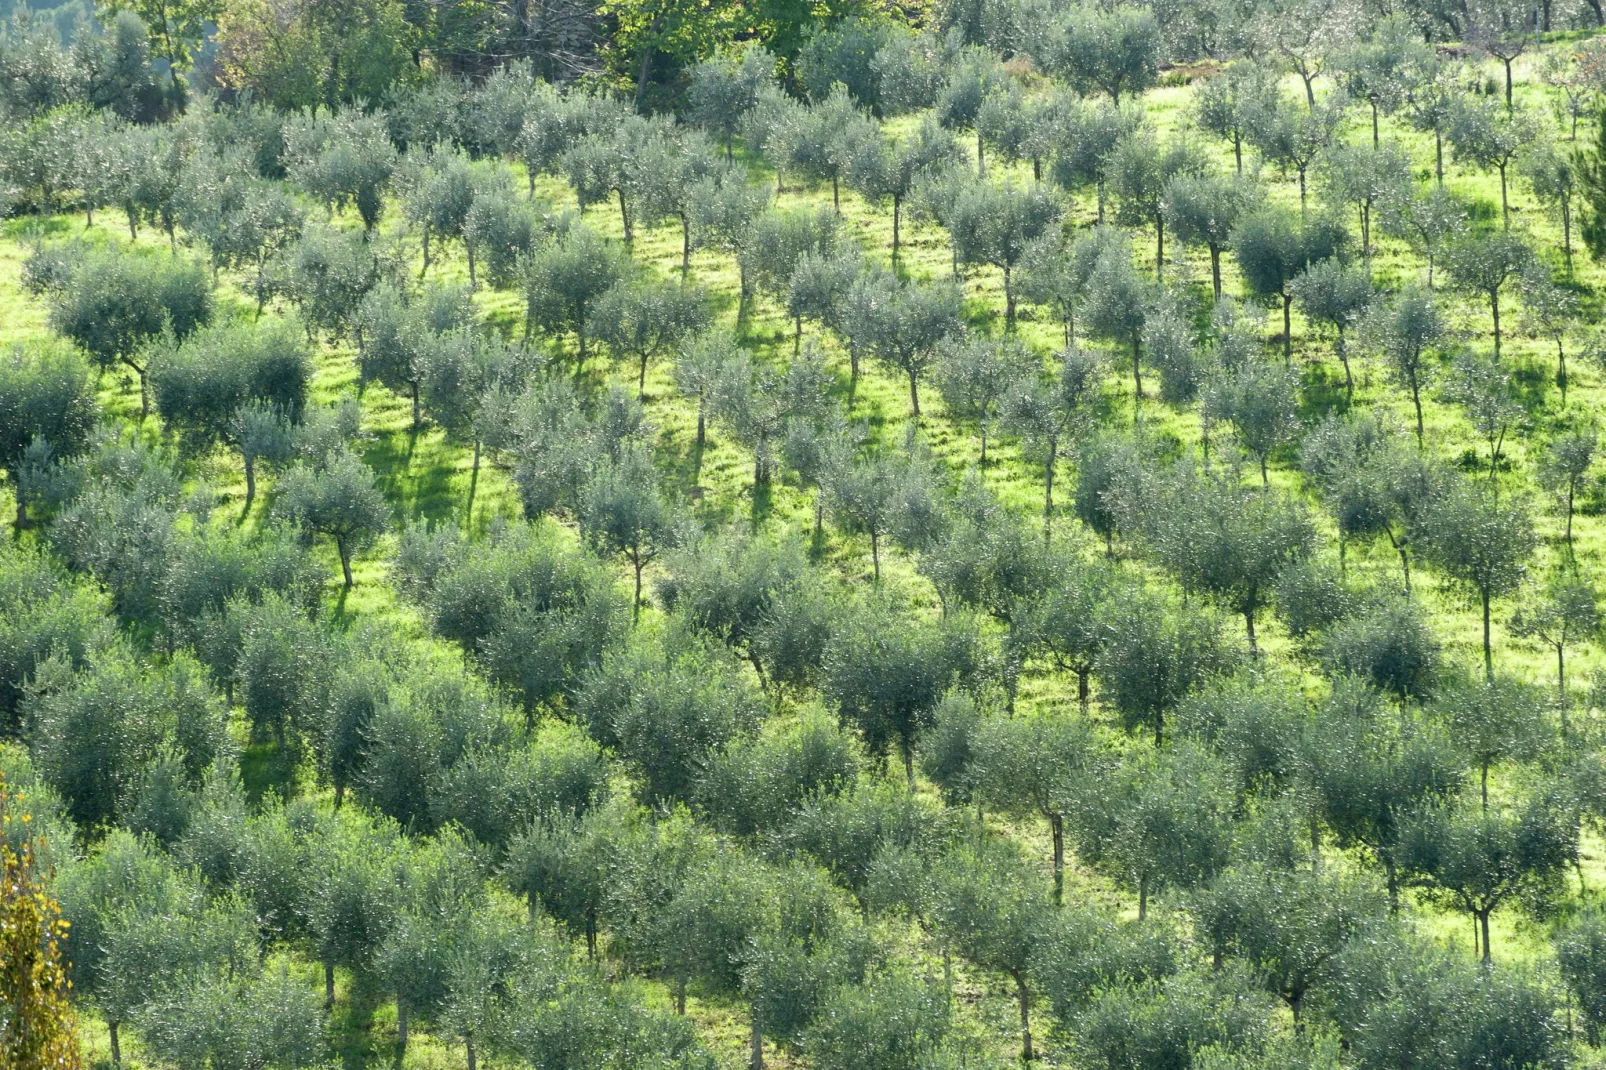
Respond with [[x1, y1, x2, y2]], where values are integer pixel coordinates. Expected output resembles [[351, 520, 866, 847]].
[[12, 38, 1606, 1066]]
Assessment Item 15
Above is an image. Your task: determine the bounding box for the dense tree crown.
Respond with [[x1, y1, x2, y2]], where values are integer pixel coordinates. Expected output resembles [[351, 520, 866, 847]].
[[7, 3, 1606, 1068]]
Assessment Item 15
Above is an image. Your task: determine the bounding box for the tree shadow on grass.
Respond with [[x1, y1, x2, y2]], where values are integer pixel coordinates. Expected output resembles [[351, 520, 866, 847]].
[[1509, 355, 1553, 416], [1299, 358, 1349, 421], [329, 972, 382, 1070], [239, 742, 298, 805], [749, 477, 773, 529], [364, 430, 460, 526]]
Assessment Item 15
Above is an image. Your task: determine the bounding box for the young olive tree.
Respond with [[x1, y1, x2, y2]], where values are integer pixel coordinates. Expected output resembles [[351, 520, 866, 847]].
[[844, 115, 958, 259], [1001, 347, 1104, 536], [1400, 790, 1575, 965], [399, 143, 476, 280], [824, 600, 993, 780], [1052, 4, 1161, 104], [579, 448, 680, 621], [1194, 60, 1281, 174], [934, 335, 1036, 466], [1196, 866, 1382, 1024], [854, 275, 963, 418], [1144, 469, 1316, 652], [1289, 259, 1372, 400], [1081, 236, 1153, 406], [1105, 130, 1200, 280], [1431, 675, 1550, 810], [1201, 354, 1301, 487], [1444, 351, 1522, 481], [1377, 183, 1466, 287], [945, 181, 1059, 327], [589, 279, 712, 398], [1318, 142, 1412, 258], [930, 842, 1052, 1062], [1537, 427, 1595, 546], [1446, 98, 1538, 227], [1355, 283, 1446, 444], [1231, 205, 1347, 360], [1341, 14, 1432, 147], [1442, 228, 1534, 359], [1095, 589, 1239, 746], [1522, 143, 1579, 270], [687, 44, 776, 159], [275, 448, 391, 589], [1420, 481, 1537, 680], [972, 712, 1096, 905], [1163, 171, 1254, 302], [1511, 574, 1599, 708], [1519, 269, 1578, 396], [521, 223, 630, 374], [283, 108, 398, 234]]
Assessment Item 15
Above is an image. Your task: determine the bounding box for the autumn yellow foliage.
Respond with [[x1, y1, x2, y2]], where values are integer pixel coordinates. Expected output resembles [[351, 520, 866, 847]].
[[0, 779, 80, 1070]]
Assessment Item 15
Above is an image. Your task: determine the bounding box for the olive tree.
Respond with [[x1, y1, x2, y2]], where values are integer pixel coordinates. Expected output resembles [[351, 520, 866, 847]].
[[399, 143, 476, 279], [930, 842, 1052, 1062], [1444, 351, 1521, 481], [1074, 745, 1232, 918], [1429, 675, 1549, 808], [1145, 469, 1316, 651], [589, 279, 712, 398], [711, 347, 792, 494], [1442, 228, 1534, 359], [1355, 283, 1446, 444], [0, 341, 96, 527], [1446, 99, 1538, 227], [578, 449, 680, 621], [1095, 589, 1239, 746], [844, 115, 958, 258], [1001, 347, 1104, 535], [1304, 694, 1463, 909], [1081, 235, 1153, 404], [1163, 171, 1254, 302], [522, 223, 630, 374], [1194, 60, 1280, 174], [1419, 481, 1536, 680], [1014, 559, 1119, 709], [283, 107, 398, 233], [945, 181, 1059, 327], [1052, 5, 1161, 104], [824, 600, 993, 781], [149, 320, 310, 514], [1521, 143, 1579, 269], [47, 247, 213, 419], [357, 281, 476, 430], [854, 274, 963, 418], [1537, 427, 1595, 546], [687, 44, 776, 159], [1519, 269, 1578, 395], [275, 448, 391, 589], [1196, 866, 1382, 1023], [934, 335, 1035, 466], [972, 712, 1096, 905], [1318, 143, 1412, 259], [1201, 354, 1302, 487], [1105, 130, 1200, 280], [1556, 905, 1606, 1044], [1289, 259, 1372, 399], [1231, 206, 1347, 360], [1400, 790, 1575, 964]]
